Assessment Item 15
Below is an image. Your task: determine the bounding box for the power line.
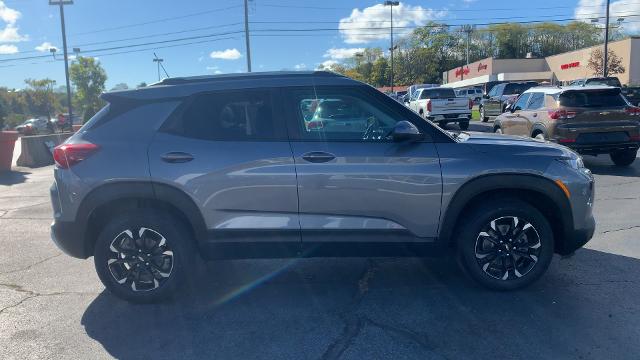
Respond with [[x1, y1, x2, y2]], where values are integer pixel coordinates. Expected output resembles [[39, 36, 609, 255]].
[[70, 4, 243, 36]]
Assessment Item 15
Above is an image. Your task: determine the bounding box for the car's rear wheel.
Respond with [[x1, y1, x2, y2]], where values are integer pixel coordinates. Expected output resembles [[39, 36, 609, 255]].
[[458, 121, 469, 131], [480, 106, 488, 122], [438, 121, 447, 128], [533, 131, 546, 140], [610, 149, 637, 167], [94, 210, 197, 303], [458, 198, 554, 290], [494, 127, 502, 134]]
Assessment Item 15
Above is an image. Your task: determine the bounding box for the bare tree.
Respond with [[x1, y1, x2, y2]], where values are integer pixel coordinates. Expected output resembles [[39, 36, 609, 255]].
[[587, 48, 626, 76]]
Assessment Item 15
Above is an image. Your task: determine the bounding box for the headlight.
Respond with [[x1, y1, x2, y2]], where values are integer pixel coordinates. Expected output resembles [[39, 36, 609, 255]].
[[557, 156, 584, 170]]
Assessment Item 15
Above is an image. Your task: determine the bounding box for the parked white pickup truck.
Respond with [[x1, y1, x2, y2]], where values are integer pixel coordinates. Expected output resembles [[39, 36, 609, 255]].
[[405, 87, 473, 130]]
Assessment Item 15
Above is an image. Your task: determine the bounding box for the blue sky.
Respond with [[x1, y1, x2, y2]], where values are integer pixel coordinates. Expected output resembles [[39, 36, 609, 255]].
[[0, 0, 638, 89]]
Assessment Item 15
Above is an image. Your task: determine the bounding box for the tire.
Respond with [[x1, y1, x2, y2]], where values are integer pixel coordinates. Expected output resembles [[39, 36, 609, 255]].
[[458, 121, 469, 131], [610, 149, 637, 167], [457, 198, 554, 291], [94, 209, 198, 303], [494, 127, 503, 134], [479, 106, 488, 122], [438, 121, 447, 128]]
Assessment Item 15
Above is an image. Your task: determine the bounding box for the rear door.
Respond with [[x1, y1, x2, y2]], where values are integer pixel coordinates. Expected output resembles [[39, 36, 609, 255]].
[[523, 92, 546, 136], [500, 93, 531, 136], [148, 88, 300, 246], [486, 84, 504, 116], [284, 85, 443, 244]]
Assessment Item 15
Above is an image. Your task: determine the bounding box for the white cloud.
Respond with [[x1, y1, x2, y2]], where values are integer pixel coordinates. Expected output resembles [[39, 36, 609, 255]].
[[0, 43, 17, 54], [0, 1, 20, 25], [210, 48, 242, 60], [206, 65, 222, 74], [35, 41, 57, 52], [339, 3, 447, 44], [0, 24, 27, 42], [323, 47, 365, 60], [462, 0, 478, 3], [575, 0, 640, 33], [294, 63, 307, 70]]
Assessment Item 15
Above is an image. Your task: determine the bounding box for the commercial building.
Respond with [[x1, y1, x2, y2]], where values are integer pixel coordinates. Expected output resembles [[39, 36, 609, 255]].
[[442, 36, 640, 89]]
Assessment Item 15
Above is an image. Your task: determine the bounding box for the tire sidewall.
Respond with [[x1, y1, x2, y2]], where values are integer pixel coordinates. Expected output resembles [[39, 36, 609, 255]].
[[458, 199, 554, 290], [94, 210, 194, 303]]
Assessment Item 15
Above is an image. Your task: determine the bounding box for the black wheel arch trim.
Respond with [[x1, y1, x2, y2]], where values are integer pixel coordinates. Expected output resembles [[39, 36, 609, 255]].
[[438, 173, 574, 253], [75, 181, 207, 258], [531, 123, 548, 137]]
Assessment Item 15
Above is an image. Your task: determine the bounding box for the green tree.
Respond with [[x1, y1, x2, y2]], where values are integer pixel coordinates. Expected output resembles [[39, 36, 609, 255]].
[[70, 57, 107, 122], [587, 48, 626, 76], [136, 82, 147, 88], [110, 83, 129, 91], [23, 78, 57, 119]]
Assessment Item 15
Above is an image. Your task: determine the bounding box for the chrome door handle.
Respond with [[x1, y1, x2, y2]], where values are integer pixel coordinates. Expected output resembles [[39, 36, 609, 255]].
[[301, 151, 335, 163], [161, 152, 194, 163]]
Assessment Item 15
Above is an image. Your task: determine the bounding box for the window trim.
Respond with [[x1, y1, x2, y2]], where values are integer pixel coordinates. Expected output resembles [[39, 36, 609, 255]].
[[512, 93, 532, 112], [526, 92, 545, 110], [158, 88, 288, 142]]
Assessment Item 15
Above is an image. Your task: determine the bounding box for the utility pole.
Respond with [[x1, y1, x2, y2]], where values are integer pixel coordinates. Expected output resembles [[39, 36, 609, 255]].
[[244, 0, 252, 72], [153, 55, 164, 81], [384, 1, 399, 92], [50, 0, 73, 122], [603, 0, 611, 77]]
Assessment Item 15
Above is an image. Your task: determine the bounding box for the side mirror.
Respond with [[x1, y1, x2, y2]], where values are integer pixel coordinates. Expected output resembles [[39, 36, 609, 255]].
[[392, 121, 423, 142]]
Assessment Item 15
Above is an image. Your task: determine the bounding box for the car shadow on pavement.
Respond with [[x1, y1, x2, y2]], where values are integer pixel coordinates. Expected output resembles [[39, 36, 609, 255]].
[[584, 155, 640, 177], [81, 249, 640, 359], [0, 170, 30, 185]]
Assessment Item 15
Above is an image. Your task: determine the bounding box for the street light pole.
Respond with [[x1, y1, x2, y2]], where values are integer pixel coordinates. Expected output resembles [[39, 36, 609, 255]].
[[244, 0, 252, 72], [603, 0, 611, 77], [50, 0, 73, 122], [153, 56, 164, 81], [384, 1, 399, 92]]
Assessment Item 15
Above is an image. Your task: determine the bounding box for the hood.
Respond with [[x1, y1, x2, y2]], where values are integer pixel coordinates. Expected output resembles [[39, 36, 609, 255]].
[[455, 131, 576, 158]]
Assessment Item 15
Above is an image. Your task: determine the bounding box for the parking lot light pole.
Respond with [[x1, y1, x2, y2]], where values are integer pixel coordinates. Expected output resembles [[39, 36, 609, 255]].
[[384, 1, 399, 92], [50, 0, 73, 122]]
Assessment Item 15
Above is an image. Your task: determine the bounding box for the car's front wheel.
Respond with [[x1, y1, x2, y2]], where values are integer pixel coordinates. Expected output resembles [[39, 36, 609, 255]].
[[458, 198, 554, 290], [458, 121, 469, 131], [94, 210, 198, 303], [480, 106, 488, 122], [610, 149, 637, 167]]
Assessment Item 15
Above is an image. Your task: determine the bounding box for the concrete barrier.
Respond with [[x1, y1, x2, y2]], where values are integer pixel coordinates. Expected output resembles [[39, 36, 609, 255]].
[[16, 133, 73, 168]]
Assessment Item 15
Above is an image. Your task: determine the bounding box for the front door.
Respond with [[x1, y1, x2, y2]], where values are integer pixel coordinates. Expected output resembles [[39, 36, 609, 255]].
[[283, 85, 443, 245], [148, 88, 300, 251]]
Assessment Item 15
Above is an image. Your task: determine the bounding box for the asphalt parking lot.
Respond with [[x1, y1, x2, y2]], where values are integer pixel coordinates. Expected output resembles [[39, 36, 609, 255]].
[[1, 131, 640, 360]]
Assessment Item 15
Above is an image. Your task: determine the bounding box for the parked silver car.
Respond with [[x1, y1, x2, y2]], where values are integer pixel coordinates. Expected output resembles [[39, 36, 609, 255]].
[[50, 71, 595, 303]]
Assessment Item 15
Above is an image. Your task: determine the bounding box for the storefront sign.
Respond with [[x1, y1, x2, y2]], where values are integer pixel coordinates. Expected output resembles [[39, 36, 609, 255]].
[[560, 61, 580, 70], [477, 62, 488, 71], [455, 67, 470, 77]]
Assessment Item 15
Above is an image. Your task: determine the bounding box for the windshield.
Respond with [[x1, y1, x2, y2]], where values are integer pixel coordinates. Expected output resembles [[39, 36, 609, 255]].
[[586, 78, 621, 87], [559, 89, 626, 107], [504, 83, 535, 95]]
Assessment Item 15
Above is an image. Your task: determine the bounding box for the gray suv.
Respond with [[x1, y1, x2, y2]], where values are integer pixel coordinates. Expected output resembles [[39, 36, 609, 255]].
[[50, 72, 595, 303]]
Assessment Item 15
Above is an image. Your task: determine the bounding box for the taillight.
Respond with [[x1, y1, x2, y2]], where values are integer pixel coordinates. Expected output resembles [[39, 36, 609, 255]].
[[625, 107, 640, 116], [558, 138, 576, 143], [306, 120, 323, 130], [468, 99, 473, 110], [426, 100, 432, 112], [53, 143, 99, 169], [548, 109, 576, 120]]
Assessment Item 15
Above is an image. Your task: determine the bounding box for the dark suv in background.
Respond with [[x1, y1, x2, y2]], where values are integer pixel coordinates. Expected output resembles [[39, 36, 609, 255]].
[[480, 81, 539, 121], [50, 71, 595, 303]]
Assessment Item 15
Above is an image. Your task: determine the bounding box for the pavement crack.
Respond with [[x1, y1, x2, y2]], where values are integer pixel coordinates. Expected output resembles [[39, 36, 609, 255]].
[[601, 225, 640, 234], [0, 201, 49, 211], [364, 317, 440, 357], [0, 253, 62, 275], [0, 282, 99, 316], [320, 259, 379, 360]]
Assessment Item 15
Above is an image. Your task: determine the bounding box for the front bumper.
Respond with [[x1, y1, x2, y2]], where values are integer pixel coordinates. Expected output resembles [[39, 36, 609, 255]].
[[557, 215, 596, 255]]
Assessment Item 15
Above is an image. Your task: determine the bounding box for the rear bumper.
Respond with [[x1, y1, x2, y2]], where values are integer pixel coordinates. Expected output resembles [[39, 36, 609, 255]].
[[560, 141, 639, 155], [51, 220, 89, 259], [427, 113, 471, 122]]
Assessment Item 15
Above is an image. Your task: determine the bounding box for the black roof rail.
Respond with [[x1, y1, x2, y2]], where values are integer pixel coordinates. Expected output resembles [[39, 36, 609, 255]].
[[153, 71, 343, 86]]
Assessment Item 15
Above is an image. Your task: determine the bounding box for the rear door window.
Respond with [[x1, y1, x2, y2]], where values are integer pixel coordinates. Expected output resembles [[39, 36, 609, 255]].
[[512, 93, 531, 111], [163, 89, 284, 141], [558, 89, 627, 108]]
